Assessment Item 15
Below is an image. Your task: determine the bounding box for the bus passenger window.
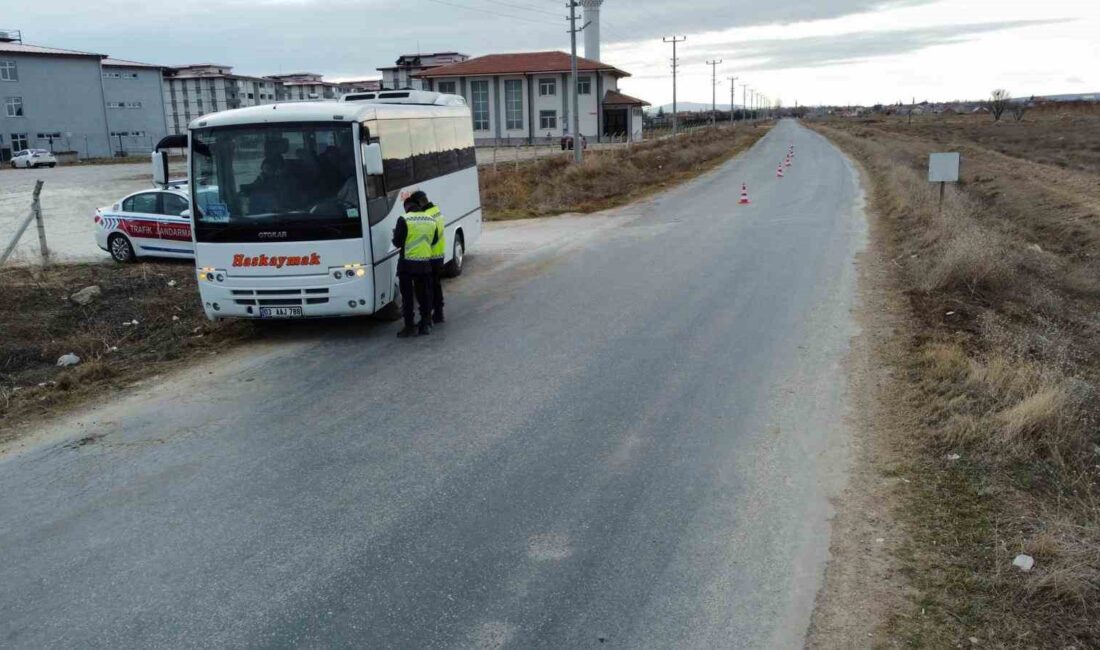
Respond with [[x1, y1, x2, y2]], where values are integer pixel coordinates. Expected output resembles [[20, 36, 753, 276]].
[[376, 120, 413, 188], [409, 118, 438, 182], [434, 118, 459, 175]]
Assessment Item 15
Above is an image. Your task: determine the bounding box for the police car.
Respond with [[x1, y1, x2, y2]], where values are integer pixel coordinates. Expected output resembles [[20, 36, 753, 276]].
[[94, 183, 194, 263]]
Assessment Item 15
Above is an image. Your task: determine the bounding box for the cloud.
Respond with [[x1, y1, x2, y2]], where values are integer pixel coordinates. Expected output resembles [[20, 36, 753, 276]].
[[13, 0, 944, 78], [601, 0, 939, 43], [684, 19, 1068, 72]]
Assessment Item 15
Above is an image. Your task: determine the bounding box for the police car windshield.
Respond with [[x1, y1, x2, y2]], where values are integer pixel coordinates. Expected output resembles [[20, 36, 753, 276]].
[[190, 123, 363, 243]]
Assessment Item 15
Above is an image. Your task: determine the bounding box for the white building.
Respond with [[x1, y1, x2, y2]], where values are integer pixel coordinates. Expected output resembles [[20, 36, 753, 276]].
[[267, 72, 342, 101], [377, 52, 469, 90], [163, 64, 278, 135], [415, 51, 648, 144]]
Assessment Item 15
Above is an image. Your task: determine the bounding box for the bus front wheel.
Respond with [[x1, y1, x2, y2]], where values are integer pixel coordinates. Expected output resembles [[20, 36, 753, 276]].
[[374, 281, 403, 322]]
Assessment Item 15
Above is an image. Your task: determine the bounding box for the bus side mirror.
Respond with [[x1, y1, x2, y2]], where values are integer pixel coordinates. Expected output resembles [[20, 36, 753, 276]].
[[152, 150, 169, 187], [180, 209, 191, 219], [362, 142, 384, 176]]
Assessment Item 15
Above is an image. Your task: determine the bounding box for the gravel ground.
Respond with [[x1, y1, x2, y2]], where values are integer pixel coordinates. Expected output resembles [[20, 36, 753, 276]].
[[0, 161, 187, 263]]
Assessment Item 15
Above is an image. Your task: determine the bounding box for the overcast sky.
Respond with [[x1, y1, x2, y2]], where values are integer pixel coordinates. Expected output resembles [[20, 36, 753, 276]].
[[14, 0, 1099, 106]]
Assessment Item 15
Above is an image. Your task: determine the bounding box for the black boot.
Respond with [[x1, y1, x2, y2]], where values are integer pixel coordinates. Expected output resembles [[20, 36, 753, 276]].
[[418, 321, 432, 336], [432, 311, 445, 324], [397, 325, 416, 338]]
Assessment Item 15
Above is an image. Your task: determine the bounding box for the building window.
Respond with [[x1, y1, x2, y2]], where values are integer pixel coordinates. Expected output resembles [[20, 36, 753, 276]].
[[539, 78, 556, 96], [0, 61, 16, 82], [578, 76, 592, 95], [11, 133, 28, 150], [539, 110, 557, 130], [125, 101, 142, 109], [438, 80, 457, 95], [107, 102, 124, 109], [4, 96, 23, 117], [470, 79, 490, 131], [102, 71, 121, 79], [504, 80, 523, 130]]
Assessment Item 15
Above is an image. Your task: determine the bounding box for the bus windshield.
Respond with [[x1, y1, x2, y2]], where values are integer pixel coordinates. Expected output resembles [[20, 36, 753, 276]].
[[191, 123, 362, 243]]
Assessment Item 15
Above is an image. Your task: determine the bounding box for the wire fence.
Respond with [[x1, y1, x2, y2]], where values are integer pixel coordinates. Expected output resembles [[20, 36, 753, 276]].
[[1, 180, 48, 266]]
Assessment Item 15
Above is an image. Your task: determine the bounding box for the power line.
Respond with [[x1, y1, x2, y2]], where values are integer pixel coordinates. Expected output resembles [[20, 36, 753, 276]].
[[475, 0, 562, 18], [424, 0, 560, 26]]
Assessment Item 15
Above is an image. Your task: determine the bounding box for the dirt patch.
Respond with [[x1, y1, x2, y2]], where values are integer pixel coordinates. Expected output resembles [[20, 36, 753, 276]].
[[807, 111, 1100, 647], [479, 124, 770, 221], [807, 161, 914, 648], [0, 261, 254, 443]]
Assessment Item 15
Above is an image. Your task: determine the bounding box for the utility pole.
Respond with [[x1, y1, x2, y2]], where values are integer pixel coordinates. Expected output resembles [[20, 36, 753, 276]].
[[662, 36, 686, 134], [705, 59, 722, 126], [742, 85, 748, 122], [727, 76, 738, 123], [567, 1, 588, 163]]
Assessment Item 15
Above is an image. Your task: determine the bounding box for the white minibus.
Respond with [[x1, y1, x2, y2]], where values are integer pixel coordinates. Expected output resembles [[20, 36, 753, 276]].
[[153, 92, 481, 320]]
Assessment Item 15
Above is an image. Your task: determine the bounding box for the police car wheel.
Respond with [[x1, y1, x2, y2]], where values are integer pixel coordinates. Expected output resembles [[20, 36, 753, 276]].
[[444, 234, 464, 277], [108, 234, 136, 263]]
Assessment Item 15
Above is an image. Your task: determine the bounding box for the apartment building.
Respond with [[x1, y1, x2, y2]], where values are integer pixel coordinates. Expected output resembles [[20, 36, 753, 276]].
[[163, 64, 279, 135], [377, 52, 469, 90]]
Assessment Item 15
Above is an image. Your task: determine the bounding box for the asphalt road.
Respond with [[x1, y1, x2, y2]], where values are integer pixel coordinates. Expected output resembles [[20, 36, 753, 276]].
[[0, 120, 868, 649]]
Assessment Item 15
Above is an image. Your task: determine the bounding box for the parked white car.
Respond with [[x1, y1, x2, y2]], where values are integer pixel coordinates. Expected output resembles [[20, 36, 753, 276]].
[[10, 149, 58, 169], [95, 184, 194, 262]]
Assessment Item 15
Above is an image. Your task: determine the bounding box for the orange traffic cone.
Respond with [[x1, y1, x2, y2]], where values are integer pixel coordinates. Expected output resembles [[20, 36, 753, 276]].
[[784, 156, 791, 167], [738, 183, 751, 204], [776, 164, 784, 178]]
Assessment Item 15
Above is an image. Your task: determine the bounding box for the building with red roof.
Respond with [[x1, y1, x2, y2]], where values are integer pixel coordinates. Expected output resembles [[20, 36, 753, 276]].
[[415, 51, 649, 144]]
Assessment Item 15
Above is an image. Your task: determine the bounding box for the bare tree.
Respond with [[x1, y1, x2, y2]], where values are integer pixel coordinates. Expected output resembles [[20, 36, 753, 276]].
[[989, 88, 1010, 122], [1011, 101, 1027, 122]]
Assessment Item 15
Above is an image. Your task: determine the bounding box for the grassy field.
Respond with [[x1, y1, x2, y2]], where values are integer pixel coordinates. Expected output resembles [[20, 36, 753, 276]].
[[0, 262, 254, 441], [809, 108, 1100, 646], [479, 123, 770, 220]]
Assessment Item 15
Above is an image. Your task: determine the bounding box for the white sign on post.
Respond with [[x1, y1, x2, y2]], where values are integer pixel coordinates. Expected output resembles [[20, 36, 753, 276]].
[[928, 152, 960, 182]]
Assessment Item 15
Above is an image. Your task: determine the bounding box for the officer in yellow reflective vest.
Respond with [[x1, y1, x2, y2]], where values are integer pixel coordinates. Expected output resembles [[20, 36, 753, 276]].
[[418, 192, 447, 324], [391, 196, 439, 337]]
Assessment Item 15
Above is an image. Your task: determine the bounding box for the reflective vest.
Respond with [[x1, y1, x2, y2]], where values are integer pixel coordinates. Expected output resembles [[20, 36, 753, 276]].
[[402, 211, 437, 263], [426, 205, 446, 261]]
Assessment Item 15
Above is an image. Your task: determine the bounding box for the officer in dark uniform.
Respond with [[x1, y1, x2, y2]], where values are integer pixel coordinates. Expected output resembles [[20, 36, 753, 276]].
[[410, 191, 447, 324], [391, 196, 439, 337]]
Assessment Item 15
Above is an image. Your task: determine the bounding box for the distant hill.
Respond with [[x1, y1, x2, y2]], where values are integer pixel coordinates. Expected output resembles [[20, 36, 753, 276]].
[[1030, 92, 1099, 102]]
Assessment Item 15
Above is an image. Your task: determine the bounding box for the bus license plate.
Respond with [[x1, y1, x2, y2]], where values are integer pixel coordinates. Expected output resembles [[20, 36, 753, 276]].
[[259, 306, 303, 318]]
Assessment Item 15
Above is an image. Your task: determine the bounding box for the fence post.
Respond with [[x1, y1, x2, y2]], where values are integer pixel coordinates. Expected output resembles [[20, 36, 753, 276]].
[[492, 146, 498, 172], [514, 144, 520, 171], [33, 182, 49, 263], [1, 179, 45, 266]]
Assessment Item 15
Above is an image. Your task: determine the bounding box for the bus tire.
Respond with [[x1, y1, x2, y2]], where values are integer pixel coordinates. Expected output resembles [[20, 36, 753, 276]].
[[108, 234, 136, 263], [374, 281, 403, 322], [444, 232, 465, 277]]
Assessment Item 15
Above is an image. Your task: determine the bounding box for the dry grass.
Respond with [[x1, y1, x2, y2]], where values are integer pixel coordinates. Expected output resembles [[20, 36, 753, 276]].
[[479, 124, 770, 220], [0, 261, 254, 440], [809, 111, 1100, 646]]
